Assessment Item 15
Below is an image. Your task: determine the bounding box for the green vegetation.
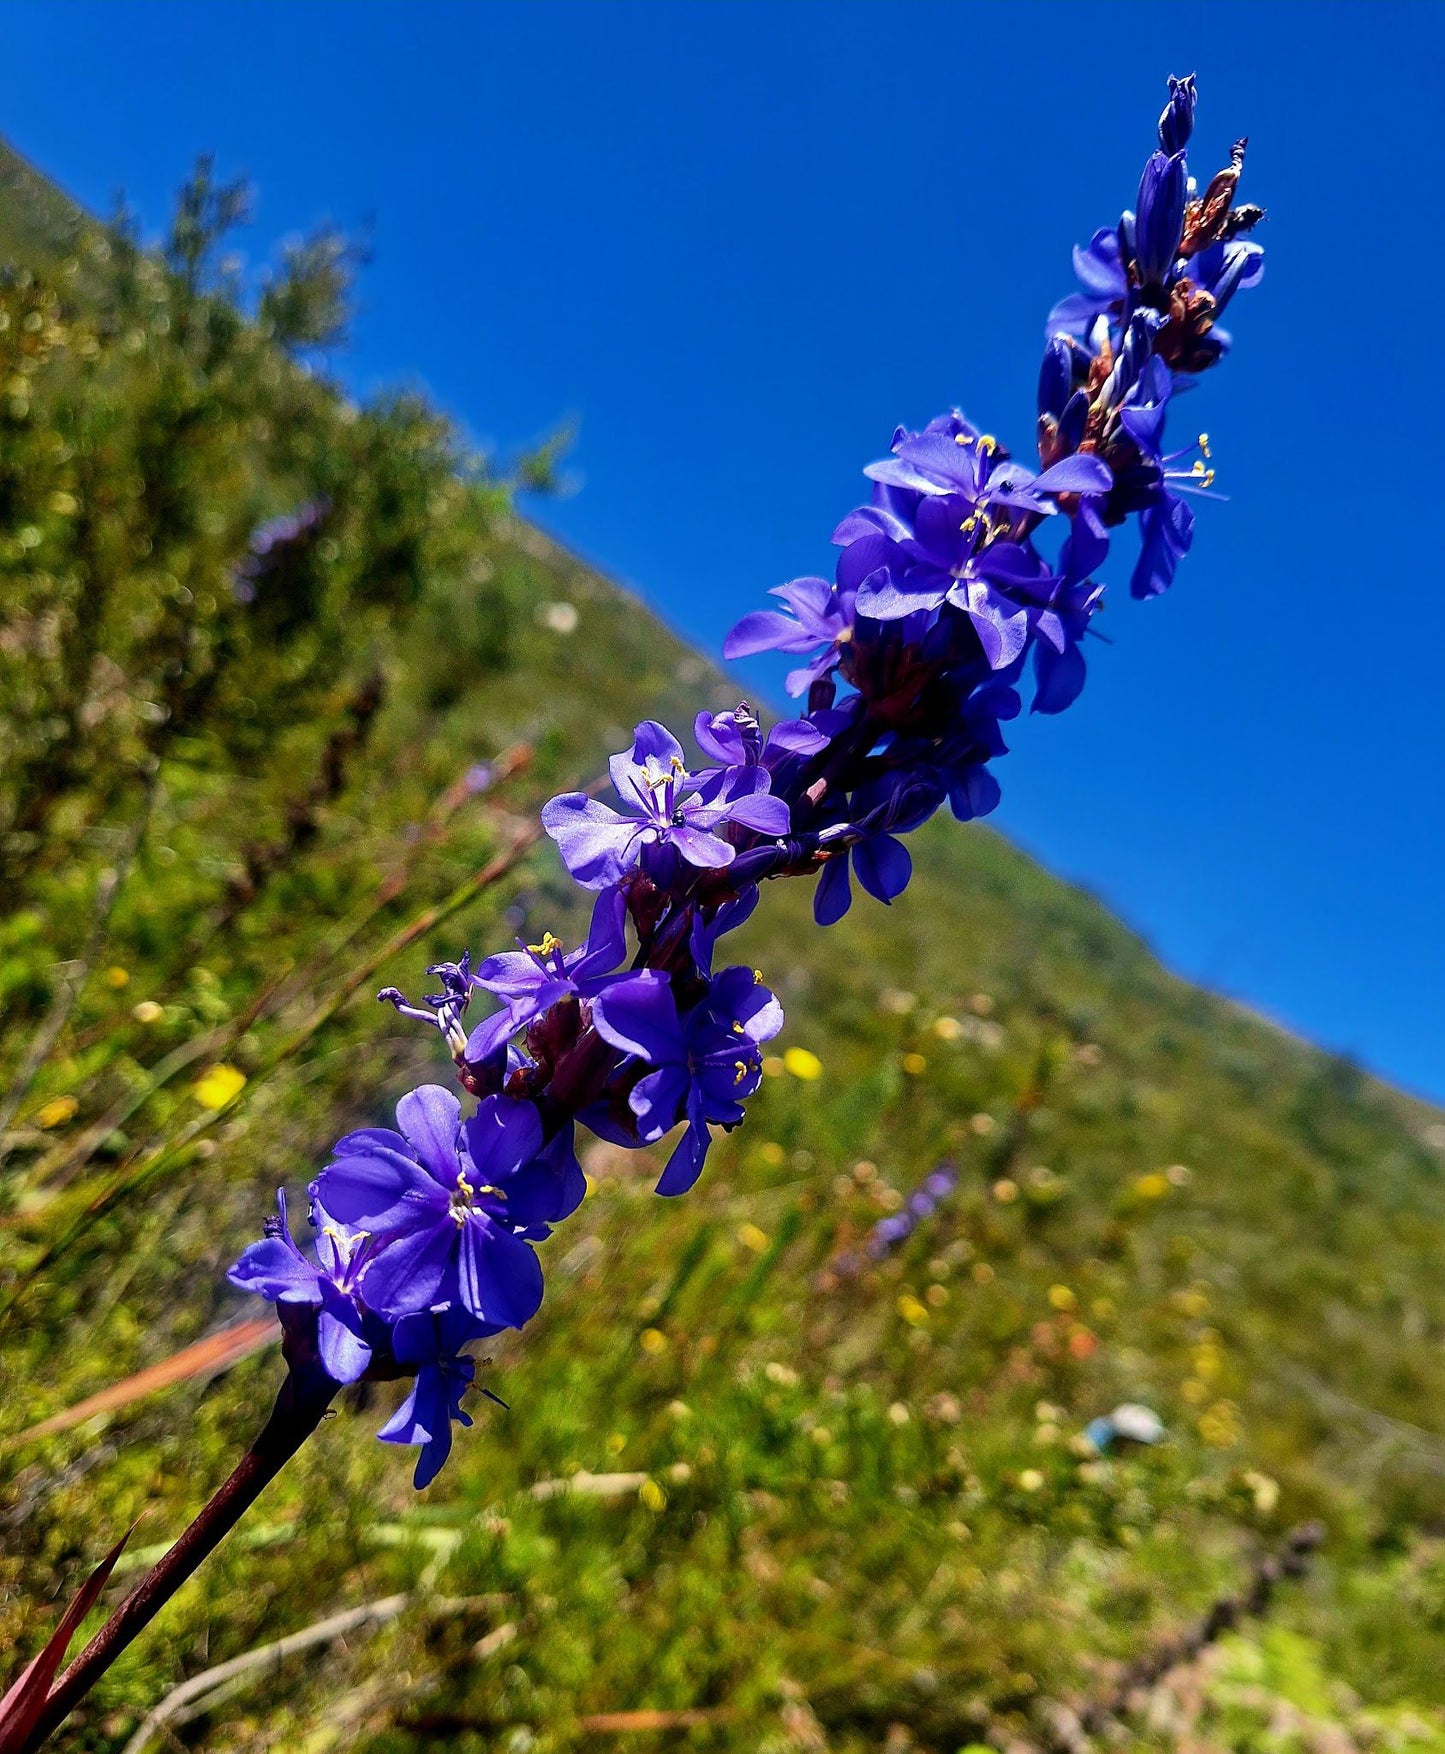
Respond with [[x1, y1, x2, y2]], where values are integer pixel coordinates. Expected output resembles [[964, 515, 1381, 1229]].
[[2, 149, 1444, 1754]]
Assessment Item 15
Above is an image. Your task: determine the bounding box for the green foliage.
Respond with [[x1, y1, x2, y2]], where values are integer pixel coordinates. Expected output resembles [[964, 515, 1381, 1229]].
[[0, 158, 518, 903], [2, 148, 1445, 1754]]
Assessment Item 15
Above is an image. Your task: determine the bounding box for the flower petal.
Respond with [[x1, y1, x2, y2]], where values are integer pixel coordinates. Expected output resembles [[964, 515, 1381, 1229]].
[[462, 1094, 544, 1183], [227, 1237, 321, 1305], [669, 824, 735, 868], [318, 1301, 372, 1384], [396, 1086, 463, 1184], [727, 791, 790, 835], [629, 1063, 692, 1140], [813, 854, 853, 926], [853, 833, 912, 905], [541, 793, 641, 889], [457, 1220, 544, 1329], [722, 609, 817, 659], [316, 1146, 441, 1229], [359, 1219, 458, 1317], [591, 971, 683, 1063], [655, 1092, 712, 1197]]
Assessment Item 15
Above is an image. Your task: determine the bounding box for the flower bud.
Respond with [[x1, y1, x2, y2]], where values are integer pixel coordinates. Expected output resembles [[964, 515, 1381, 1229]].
[[1158, 73, 1197, 155], [1135, 151, 1187, 287]]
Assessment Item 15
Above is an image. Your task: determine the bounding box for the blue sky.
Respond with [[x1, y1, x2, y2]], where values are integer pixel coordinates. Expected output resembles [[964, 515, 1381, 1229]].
[[4, 0, 1442, 1102]]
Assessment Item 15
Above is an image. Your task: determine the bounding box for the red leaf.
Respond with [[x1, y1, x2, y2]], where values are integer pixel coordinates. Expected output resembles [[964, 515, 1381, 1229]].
[[0, 1528, 133, 1752]]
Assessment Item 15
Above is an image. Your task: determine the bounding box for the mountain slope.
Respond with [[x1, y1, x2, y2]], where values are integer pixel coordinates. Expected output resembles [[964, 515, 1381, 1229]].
[[2, 153, 1444, 1754]]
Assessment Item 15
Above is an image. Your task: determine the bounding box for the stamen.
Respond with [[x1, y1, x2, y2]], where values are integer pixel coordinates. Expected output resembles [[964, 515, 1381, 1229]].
[[447, 1169, 503, 1227]]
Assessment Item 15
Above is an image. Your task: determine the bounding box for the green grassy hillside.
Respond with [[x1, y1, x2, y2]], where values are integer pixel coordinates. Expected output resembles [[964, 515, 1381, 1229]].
[[2, 153, 1444, 1754], [0, 142, 87, 273]]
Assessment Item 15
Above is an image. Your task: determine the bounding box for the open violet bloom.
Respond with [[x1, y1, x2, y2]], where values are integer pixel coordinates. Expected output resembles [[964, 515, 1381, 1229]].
[[542, 719, 790, 889], [227, 1189, 380, 1384], [465, 884, 630, 1059], [590, 965, 784, 1196], [313, 1086, 564, 1329], [378, 1307, 502, 1489], [721, 574, 861, 697]]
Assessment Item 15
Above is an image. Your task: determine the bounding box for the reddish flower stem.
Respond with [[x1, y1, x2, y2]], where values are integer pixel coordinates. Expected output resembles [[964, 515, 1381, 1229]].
[[22, 1366, 336, 1754]]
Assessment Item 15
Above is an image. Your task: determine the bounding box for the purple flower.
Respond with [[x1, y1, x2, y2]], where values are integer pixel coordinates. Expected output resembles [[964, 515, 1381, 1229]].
[[209, 77, 1265, 1509], [862, 1163, 958, 1261], [722, 575, 860, 697], [813, 775, 941, 926], [314, 1087, 557, 1329], [465, 886, 629, 1059], [1048, 226, 1128, 337], [1132, 495, 1195, 600], [1107, 353, 1212, 600], [862, 415, 1111, 519], [231, 498, 331, 606], [590, 965, 784, 1195], [834, 416, 1110, 681], [933, 673, 1019, 809], [689, 886, 761, 976], [378, 1307, 500, 1489], [1190, 239, 1264, 317], [693, 703, 829, 773], [542, 721, 789, 889], [228, 1190, 378, 1384]]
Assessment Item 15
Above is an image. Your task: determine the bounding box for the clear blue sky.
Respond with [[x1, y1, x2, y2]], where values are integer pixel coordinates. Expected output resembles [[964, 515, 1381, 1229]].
[[4, 1, 1442, 1102]]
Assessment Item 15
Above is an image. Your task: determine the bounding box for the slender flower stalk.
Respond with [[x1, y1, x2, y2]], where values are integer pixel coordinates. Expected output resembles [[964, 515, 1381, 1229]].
[[17, 1366, 337, 1754], [13, 77, 1264, 1747]]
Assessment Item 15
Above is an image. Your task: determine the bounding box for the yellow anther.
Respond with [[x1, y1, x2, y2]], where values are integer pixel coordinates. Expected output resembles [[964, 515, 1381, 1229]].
[[732, 1020, 746, 1035], [670, 755, 686, 776], [734, 1060, 750, 1084], [960, 515, 977, 535], [1198, 432, 1211, 458], [455, 1172, 475, 1201], [527, 931, 564, 957], [753, 969, 765, 985], [976, 434, 998, 456], [953, 431, 971, 446]]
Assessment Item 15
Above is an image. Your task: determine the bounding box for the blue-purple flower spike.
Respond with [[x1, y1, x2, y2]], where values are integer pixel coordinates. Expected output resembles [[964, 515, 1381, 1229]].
[[229, 77, 1263, 1487]]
